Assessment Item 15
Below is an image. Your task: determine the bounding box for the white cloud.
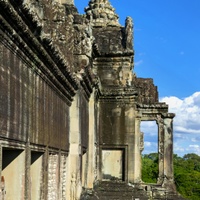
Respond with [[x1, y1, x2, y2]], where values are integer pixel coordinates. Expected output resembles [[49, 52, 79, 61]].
[[135, 27, 142, 31], [174, 143, 185, 153], [140, 121, 157, 136], [186, 145, 200, 155], [160, 92, 200, 135], [159, 92, 200, 156], [144, 141, 152, 147], [134, 60, 143, 66], [191, 137, 200, 142], [143, 141, 158, 155], [141, 92, 200, 156], [138, 52, 146, 56]]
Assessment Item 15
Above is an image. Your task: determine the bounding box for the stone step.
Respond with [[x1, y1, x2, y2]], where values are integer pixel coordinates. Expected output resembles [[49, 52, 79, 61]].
[[81, 182, 186, 200]]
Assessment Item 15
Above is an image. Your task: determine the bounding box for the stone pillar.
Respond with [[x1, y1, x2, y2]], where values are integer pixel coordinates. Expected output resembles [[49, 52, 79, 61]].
[[85, 92, 96, 188], [125, 107, 135, 183], [67, 93, 82, 200], [25, 145, 31, 200], [42, 148, 49, 200], [133, 116, 142, 183], [157, 115, 164, 185], [0, 145, 3, 200], [163, 113, 176, 190]]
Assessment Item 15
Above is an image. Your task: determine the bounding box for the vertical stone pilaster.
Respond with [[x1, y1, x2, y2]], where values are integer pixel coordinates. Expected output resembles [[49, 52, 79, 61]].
[[163, 113, 176, 190], [157, 115, 164, 185], [0, 144, 3, 200], [125, 106, 136, 183], [95, 101, 100, 182], [42, 148, 49, 200], [85, 92, 96, 188], [67, 93, 82, 200], [25, 145, 31, 200], [134, 116, 142, 183]]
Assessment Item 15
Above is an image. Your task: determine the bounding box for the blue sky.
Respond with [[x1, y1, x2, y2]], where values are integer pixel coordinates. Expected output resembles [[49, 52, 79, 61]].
[[75, 0, 200, 156]]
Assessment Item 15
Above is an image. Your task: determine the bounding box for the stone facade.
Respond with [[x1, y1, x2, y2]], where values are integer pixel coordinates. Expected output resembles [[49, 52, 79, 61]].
[[0, 0, 183, 199]]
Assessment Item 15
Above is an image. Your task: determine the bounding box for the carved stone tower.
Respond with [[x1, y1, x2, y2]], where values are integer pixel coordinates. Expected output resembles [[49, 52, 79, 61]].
[[0, 0, 185, 199], [83, 0, 178, 197]]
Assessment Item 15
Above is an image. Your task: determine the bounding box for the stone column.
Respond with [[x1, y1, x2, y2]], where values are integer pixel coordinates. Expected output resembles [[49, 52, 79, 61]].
[[67, 93, 82, 200], [125, 107, 135, 183], [42, 148, 49, 200], [85, 91, 96, 188], [163, 113, 176, 190], [25, 145, 31, 200], [0, 144, 3, 200], [157, 115, 164, 185], [133, 116, 142, 183]]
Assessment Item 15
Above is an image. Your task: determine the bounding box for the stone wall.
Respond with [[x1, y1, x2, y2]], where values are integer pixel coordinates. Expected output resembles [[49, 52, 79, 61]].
[[0, 39, 70, 150], [0, 0, 96, 199], [0, 0, 178, 199]]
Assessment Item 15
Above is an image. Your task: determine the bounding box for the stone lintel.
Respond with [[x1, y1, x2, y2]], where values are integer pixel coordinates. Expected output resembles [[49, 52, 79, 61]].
[[137, 103, 168, 109]]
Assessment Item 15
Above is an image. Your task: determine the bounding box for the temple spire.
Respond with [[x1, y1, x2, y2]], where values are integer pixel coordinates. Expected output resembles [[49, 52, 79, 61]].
[[85, 0, 120, 27]]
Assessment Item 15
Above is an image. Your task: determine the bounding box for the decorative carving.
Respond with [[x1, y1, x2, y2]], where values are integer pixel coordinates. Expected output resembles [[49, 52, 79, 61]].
[[0, 176, 6, 200], [85, 0, 120, 27], [74, 19, 94, 57], [70, 172, 77, 200], [157, 114, 164, 126], [0, 0, 177, 198], [125, 17, 133, 49]]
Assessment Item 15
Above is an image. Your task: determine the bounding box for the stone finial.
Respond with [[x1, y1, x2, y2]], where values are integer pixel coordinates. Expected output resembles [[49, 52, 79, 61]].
[[125, 16, 133, 49], [85, 0, 120, 27]]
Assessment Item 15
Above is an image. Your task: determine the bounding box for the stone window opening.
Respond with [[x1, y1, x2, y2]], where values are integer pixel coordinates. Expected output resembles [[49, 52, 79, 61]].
[[140, 121, 158, 184]]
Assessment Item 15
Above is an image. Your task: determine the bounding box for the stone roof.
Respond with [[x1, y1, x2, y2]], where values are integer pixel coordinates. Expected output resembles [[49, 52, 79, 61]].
[[85, 0, 120, 27]]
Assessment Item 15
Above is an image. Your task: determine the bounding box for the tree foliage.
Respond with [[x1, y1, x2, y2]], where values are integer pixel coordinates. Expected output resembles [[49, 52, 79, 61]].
[[142, 153, 200, 200]]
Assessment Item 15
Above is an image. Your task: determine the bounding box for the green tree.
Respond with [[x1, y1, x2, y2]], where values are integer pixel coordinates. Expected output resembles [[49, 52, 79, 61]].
[[142, 153, 158, 183], [174, 153, 200, 200], [142, 153, 200, 200]]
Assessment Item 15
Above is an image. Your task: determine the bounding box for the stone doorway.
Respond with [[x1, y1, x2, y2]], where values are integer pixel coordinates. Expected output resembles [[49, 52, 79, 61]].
[[102, 149, 125, 181]]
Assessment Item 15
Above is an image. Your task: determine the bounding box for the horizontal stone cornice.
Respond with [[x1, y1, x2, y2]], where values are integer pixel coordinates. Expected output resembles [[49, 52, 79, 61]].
[[0, 0, 79, 104], [94, 55, 134, 63], [137, 103, 168, 109], [0, 16, 74, 105]]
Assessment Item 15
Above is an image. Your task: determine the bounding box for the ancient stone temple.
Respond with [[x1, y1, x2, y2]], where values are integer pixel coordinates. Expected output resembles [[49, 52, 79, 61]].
[[0, 0, 184, 199]]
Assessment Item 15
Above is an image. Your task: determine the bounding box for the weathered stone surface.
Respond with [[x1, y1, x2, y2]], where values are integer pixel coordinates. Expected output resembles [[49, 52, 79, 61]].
[[85, 0, 120, 27], [0, 0, 184, 199]]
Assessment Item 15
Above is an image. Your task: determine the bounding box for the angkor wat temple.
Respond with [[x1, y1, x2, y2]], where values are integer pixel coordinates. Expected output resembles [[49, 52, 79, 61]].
[[0, 0, 185, 199]]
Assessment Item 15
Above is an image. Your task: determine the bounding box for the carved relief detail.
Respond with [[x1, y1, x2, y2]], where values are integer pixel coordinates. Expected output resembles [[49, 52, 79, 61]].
[[125, 17, 133, 49], [85, 0, 120, 27]]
